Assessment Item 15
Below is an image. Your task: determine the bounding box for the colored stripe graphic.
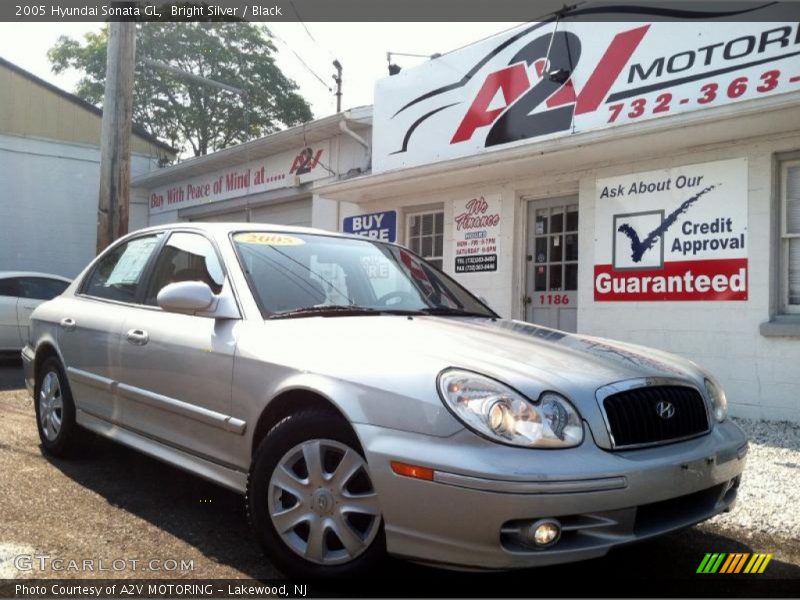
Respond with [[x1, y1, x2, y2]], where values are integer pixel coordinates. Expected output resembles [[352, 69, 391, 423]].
[[710, 553, 726, 573], [733, 553, 750, 573], [696, 554, 713, 573], [758, 554, 773, 573], [697, 553, 727, 573], [720, 553, 747, 573], [699, 553, 772, 574], [744, 554, 760, 573], [719, 554, 736, 573], [744, 553, 774, 574]]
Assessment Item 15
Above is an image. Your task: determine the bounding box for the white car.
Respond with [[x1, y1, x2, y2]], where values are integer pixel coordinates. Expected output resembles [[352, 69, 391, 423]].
[[0, 272, 71, 351]]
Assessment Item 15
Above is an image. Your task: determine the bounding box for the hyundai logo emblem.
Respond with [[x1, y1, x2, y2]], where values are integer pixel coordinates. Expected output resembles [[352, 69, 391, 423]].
[[656, 401, 676, 420]]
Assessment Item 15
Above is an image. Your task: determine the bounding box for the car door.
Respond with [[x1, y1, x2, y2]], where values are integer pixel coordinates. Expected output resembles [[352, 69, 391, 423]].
[[115, 231, 241, 465], [16, 277, 70, 346], [57, 233, 164, 422], [0, 277, 21, 350]]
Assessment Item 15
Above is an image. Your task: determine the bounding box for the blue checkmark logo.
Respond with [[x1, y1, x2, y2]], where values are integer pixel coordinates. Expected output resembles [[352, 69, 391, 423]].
[[617, 185, 717, 263]]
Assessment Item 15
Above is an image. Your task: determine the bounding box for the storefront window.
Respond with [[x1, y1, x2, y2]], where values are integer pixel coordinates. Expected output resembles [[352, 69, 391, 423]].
[[407, 210, 444, 270], [783, 161, 800, 312]]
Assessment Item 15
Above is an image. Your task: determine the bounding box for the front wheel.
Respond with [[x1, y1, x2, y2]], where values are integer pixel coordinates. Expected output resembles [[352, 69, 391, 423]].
[[247, 409, 385, 579]]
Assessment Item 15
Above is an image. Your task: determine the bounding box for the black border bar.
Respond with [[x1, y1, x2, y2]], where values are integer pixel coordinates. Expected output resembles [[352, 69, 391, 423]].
[[4, 1, 800, 22]]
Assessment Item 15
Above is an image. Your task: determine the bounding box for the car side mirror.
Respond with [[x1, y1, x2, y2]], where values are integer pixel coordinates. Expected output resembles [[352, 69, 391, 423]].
[[157, 281, 215, 313], [157, 279, 241, 319]]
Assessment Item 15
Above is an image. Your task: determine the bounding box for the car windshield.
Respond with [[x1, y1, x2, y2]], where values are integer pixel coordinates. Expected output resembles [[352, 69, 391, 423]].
[[231, 231, 496, 319]]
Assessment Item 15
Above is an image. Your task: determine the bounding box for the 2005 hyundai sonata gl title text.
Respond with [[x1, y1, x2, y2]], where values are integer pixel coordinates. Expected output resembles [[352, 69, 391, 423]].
[[23, 223, 747, 578]]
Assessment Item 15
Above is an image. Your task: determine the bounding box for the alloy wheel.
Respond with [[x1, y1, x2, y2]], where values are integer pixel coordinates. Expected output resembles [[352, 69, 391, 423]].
[[267, 439, 381, 565], [39, 371, 63, 442]]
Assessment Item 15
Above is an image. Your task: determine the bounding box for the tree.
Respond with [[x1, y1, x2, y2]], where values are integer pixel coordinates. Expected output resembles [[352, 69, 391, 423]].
[[49, 22, 313, 157]]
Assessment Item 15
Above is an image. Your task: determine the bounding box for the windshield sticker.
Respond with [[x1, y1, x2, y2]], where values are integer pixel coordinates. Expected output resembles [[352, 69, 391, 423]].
[[234, 233, 305, 246]]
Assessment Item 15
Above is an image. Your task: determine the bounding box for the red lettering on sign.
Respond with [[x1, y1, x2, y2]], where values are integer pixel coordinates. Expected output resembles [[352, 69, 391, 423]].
[[454, 196, 501, 231], [575, 25, 650, 115], [290, 149, 324, 174], [594, 258, 748, 301], [451, 25, 650, 143], [450, 63, 529, 143]]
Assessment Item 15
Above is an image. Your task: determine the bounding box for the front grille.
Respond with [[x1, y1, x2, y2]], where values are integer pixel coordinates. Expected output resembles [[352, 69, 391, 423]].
[[603, 385, 709, 448]]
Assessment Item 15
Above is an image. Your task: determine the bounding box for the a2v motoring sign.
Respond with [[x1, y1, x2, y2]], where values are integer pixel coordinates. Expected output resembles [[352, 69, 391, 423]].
[[594, 158, 747, 301], [374, 11, 800, 173]]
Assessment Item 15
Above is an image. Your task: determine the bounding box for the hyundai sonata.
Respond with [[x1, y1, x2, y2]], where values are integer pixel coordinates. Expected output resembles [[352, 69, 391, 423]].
[[23, 223, 747, 579]]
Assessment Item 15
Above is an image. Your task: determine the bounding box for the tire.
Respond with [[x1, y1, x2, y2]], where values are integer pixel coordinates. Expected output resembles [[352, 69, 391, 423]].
[[34, 357, 83, 456], [247, 409, 386, 580]]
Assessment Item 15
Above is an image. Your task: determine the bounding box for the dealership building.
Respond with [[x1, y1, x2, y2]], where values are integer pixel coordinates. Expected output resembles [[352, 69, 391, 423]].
[[135, 16, 800, 423], [316, 17, 800, 423]]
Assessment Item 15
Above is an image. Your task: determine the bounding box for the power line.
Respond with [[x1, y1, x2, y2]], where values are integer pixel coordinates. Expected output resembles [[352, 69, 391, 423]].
[[270, 30, 333, 92], [287, 0, 342, 111], [289, 0, 337, 62], [289, 1, 317, 46]]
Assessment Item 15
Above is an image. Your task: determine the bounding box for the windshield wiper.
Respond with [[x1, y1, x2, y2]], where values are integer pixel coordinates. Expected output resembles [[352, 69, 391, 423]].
[[268, 305, 422, 319], [268, 305, 379, 319], [420, 307, 493, 318]]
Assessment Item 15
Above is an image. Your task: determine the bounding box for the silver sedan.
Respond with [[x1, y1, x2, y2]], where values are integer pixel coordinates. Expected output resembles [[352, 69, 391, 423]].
[[23, 223, 747, 579]]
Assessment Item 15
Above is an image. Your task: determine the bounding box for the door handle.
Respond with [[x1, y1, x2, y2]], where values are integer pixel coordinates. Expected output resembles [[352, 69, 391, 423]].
[[126, 329, 149, 346], [60, 318, 77, 332]]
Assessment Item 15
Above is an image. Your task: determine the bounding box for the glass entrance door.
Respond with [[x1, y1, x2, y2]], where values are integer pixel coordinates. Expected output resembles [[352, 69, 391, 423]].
[[525, 196, 579, 332]]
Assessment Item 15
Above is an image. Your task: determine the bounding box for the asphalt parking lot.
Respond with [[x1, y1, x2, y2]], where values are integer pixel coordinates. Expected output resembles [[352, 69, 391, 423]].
[[0, 355, 798, 596]]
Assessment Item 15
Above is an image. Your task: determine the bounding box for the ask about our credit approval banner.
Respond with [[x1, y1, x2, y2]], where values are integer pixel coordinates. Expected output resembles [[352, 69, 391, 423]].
[[594, 158, 748, 301]]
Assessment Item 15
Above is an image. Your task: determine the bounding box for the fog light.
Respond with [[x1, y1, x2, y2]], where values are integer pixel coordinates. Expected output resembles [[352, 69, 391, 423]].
[[527, 519, 561, 547]]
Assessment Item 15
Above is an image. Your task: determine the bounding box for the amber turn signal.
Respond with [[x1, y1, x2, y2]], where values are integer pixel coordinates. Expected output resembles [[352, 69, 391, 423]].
[[390, 461, 434, 481]]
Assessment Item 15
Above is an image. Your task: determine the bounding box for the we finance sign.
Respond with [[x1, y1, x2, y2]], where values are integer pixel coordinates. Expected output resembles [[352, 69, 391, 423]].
[[374, 5, 800, 172], [594, 159, 748, 302]]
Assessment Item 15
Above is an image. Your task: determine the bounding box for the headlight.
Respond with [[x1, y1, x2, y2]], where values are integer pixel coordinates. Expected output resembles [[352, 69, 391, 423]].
[[704, 378, 728, 422], [437, 369, 583, 448]]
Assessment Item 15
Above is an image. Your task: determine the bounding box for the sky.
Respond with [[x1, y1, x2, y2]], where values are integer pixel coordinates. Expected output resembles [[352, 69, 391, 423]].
[[0, 22, 522, 119]]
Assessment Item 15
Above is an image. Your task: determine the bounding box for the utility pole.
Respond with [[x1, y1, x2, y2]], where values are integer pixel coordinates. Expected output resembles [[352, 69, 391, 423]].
[[96, 18, 136, 254], [332, 60, 342, 113]]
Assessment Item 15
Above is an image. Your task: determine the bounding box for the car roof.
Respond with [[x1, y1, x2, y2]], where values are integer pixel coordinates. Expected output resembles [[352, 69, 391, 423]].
[[0, 271, 72, 282], [136, 222, 345, 235], [131, 222, 368, 242]]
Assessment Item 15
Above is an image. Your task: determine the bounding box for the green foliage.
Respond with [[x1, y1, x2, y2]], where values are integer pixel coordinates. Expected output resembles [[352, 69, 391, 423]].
[[49, 22, 313, 157]]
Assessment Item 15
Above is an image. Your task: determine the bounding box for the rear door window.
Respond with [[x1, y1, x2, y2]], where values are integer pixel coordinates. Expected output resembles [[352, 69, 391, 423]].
[[83, 234, 164, 303], [0, 278, 19, 297], [17, 278, 69, 300]]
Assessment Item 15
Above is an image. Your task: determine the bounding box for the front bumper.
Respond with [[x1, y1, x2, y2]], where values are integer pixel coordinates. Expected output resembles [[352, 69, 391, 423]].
[[356, 419, 747, 570]]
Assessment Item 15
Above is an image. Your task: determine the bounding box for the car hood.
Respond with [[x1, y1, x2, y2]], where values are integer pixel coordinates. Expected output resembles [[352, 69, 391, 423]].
[[252, 315, 708, 447]]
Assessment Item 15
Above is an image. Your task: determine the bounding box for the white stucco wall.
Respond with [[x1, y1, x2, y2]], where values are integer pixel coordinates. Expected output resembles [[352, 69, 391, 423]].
[[0, 133, 158, 278]]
